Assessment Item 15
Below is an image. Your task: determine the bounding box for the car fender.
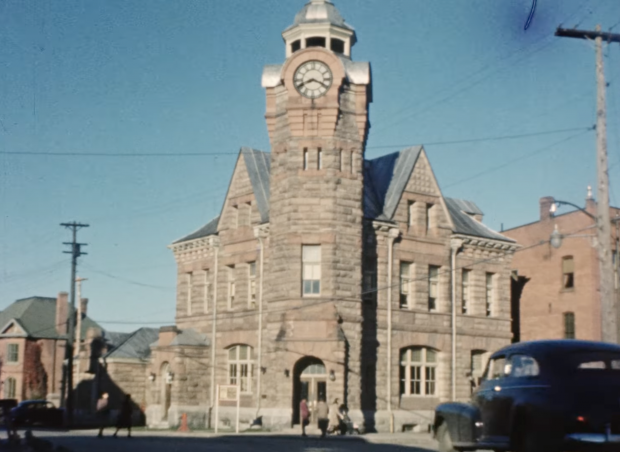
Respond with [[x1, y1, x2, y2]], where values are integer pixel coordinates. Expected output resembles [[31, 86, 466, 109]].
[[434, 402, 482, 445]]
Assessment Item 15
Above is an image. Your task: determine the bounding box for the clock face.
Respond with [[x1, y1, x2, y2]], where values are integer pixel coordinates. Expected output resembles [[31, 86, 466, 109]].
[[294, 61, 333, 99]]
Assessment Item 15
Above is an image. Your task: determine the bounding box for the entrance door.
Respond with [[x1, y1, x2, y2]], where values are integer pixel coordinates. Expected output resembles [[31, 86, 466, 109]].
[[292, 357, 327, 425]]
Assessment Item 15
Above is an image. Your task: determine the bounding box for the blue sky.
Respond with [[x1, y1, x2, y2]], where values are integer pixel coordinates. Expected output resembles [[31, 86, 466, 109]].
[[2, 0, 620, 331]]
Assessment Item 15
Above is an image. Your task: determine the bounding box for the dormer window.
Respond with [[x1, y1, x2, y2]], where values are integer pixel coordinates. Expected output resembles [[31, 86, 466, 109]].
[[291, 40, 301, 53], [330, 38, 345, 54], [306, 36, 326, 48]]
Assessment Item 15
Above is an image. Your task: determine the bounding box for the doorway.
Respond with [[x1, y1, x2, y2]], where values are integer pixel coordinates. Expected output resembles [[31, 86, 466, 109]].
[[292, 357, 327, 425]]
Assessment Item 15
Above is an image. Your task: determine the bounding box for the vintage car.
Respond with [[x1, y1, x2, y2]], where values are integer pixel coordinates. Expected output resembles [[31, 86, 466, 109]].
[[10, 400, 64, 428], [434, 340, 620, 452]]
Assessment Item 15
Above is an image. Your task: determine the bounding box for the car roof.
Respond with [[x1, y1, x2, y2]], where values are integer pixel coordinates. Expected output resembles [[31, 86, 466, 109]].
[[493, 340, 620, 358]]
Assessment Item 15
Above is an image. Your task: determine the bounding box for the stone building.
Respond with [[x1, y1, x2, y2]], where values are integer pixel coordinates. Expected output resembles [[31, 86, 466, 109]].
[[0, 293, 100, 405], [503, 192, 620, 342], [146, 0, 518, 432]]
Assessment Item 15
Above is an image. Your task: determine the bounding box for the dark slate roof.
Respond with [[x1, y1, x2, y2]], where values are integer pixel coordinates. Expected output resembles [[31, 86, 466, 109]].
[[174, 148, 270, 245], [173, 216, 220, 244], [445, 198, 515, 243], [103, 331, 132, 350], [242, 147, 271, 223], [363, 146, 423, 221], [0, 297, 102, 340], [104, 327, 159, 360]]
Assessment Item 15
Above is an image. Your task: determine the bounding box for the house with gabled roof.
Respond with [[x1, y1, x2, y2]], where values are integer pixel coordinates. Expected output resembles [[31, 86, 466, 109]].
[[146, 0, 518, 432], [0, 293, 100, 404]]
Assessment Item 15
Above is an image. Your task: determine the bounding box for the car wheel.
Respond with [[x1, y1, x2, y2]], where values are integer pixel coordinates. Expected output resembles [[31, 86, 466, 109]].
[[436, 422, 457, 452]]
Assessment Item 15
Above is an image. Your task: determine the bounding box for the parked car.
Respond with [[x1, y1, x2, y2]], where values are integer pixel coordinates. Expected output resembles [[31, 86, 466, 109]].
[[10, 400, 64, 428], [434, 340, 620, 452]]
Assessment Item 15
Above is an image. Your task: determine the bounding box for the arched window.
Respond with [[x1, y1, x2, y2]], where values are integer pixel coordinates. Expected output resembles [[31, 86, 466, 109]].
[[228, 345, 254, 393], [400, 347, 437, 396], [5, 377, 16, 399]]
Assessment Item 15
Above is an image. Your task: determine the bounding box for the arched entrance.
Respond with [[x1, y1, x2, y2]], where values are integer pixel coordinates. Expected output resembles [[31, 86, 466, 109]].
[[292, 357, 327, 425], [160, 362, 171, 421]]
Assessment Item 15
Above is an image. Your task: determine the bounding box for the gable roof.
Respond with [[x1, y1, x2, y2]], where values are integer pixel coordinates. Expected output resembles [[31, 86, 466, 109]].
[[173, 146, 512, 244], [0, 297, 102, 340], [104, 327, 159, 360]]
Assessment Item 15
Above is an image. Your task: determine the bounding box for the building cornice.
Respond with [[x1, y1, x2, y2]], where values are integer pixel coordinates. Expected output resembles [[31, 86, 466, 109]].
[[452, 234, 519, 253]]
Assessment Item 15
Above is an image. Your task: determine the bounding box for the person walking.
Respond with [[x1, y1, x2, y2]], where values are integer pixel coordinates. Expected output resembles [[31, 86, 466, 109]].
[[328, 398, 343, 435], [113, 394, 133, 438], [316, 397, 329, 438], [300, 398, 310, 437], [96, 393, 110, 438]]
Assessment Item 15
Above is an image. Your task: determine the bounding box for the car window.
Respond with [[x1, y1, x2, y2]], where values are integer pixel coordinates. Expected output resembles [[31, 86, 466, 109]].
[[569, 351, 620, 371], [510, 354, 540, 377], [484, 356, 507, 380]]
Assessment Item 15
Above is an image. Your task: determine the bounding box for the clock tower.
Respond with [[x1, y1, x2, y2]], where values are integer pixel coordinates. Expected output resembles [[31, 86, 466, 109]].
[[261, 0, 372, 422]]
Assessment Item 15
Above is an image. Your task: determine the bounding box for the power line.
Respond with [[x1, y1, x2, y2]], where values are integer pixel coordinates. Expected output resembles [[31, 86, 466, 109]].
[[81, 263, 175, 292], [443, 128, 593, 189]]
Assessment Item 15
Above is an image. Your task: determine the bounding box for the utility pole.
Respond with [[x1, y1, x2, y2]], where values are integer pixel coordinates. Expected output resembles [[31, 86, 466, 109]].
[[60, 222, 89, 426], [74, 276, 87, 415], [555, 26, 620, 343]]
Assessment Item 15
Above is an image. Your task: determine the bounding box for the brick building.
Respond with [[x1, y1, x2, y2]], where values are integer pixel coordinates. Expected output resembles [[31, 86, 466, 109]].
[[0, 293, 100, 405], [145, 0, 518, 432], [503, 193, 620, 342]]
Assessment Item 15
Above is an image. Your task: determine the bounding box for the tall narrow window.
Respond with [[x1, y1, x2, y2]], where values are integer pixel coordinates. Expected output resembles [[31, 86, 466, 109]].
[[249, 262, 257, 309], [470, 350, 486, 394], [5, 378, 16, 399], [7, 344, 18, 363], [232, 206, 239, 229], [485, 273, 494, 317], [303, 148, 309, 171], [339, 149, 343, 171], [400, 262, 412, 308], [228, 345, 254, 393], [426, 204, 433, 233], [462, 270, 471, 314], [562, 256, 575, 289], [186, 273, 193, 316], [350, 150, 354, 174], [408, 201, 415, 229], [228, 266, 236, 310], [317, 148, 322, 170], [302, 245, 321, 296], [400, 347, 437, 396], [204, 270, 210, 314], [428, 266, 439, 312], [291, 40, 301, 53], [564, 312, 576, 339]]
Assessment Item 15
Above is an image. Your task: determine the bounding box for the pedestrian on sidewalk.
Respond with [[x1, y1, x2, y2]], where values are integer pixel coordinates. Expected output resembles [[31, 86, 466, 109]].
[[300, 398, 310, 437], [316, 397, 329, 438], [113, 394, 133, 438], [96, 393, 110, 438], [328, 398, 343, 435]]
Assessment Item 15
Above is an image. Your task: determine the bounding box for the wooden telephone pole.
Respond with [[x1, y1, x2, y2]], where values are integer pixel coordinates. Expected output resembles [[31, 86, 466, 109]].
[[555, 26, 620, 343]]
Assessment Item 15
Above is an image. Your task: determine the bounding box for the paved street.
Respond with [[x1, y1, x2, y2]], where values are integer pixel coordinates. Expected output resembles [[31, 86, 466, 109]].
[[12, 429, 441, 452]]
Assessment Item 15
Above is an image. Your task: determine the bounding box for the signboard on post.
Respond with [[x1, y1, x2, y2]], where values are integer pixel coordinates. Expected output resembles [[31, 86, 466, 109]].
[[214, 384, 241, 434]]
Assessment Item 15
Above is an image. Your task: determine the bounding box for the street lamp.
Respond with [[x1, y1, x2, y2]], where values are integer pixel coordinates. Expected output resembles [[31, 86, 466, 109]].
[[550, 225, 563, 249]]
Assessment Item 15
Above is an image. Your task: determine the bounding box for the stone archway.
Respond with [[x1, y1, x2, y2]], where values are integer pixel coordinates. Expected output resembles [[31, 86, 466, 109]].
[[292, 356, 327, 426], [160, 362, 171, 422]]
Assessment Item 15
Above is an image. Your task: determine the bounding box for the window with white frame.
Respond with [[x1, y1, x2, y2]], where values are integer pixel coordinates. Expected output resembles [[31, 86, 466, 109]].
[[400, 347, 437, 396], [400, 262, 412, 308], [7, 344, 18, 363], [485, 273, 494, 317], [228, 266, 236, 310], [462, 269, 471, 314], [203, 270, 210, 314], [5, 377, 16, 398], [228, 345, 254, 393], [249, 262, 257, 309], [186, 273, 193, 316], [428, 266, 439, 312], [302, 245, 321, 296]]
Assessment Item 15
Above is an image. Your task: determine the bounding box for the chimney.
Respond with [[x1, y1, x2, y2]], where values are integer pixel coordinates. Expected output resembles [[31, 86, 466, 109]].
[[56, 292, 69, 335], [586, 185, 596, 215], [80, 298, 88, 317], [540, 196, 555, 221]]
